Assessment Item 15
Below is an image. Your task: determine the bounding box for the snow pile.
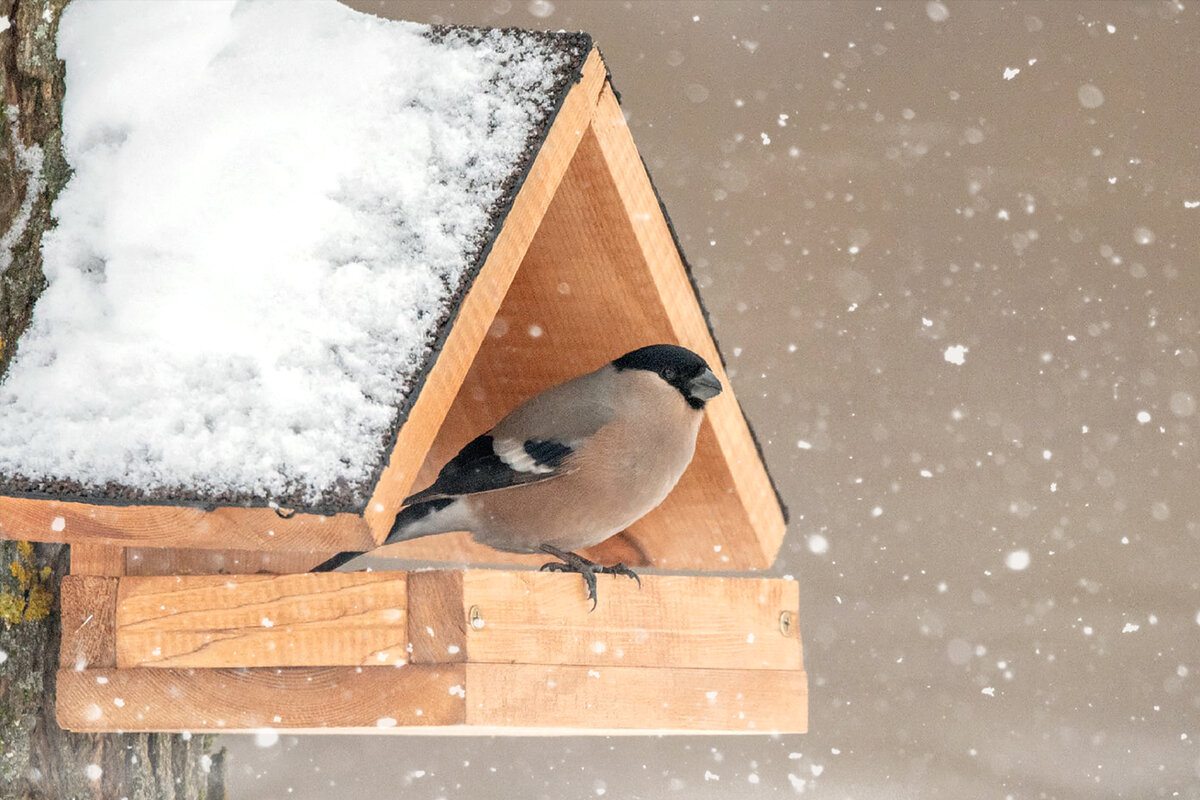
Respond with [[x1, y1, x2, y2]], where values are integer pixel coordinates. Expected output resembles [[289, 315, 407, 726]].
[[0, 1, 582, 508]]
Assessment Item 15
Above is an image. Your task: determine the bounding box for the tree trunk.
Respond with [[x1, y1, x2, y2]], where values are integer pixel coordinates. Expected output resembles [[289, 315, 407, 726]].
[[1, 542, 226, 800], [1, 2, 226, 797]]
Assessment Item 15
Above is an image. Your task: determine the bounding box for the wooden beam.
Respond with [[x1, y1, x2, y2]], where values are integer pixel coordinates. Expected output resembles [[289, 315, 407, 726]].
[[115, 573, 407, 669], [124, 546, 323, 576], [57, 665, 467, 733], [57, 663, 805, 734], [408, 570, 802, 672], [0, 497, 372, 552], [60, 576, 119, 671], [103, 570, 801, 672], [69, 543, 126, 576], [361, 47, 610, 546], [465, 663, 806, 733], [57, 569, 807, 734]]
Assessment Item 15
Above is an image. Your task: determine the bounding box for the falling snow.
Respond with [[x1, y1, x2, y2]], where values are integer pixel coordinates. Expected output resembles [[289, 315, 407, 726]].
[[943, 345, 969, 365], [18, 2, 1193, 798]]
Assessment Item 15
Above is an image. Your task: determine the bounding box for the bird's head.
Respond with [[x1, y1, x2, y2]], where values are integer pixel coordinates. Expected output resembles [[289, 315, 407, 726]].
[[612, 344, 723, 410]]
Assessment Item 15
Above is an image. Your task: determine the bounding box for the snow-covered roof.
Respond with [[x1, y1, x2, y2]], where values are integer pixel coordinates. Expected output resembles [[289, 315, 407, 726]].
[[0, 1, 590, 512]]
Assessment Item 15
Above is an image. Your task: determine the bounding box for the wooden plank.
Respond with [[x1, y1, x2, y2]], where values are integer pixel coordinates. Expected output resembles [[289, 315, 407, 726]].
[[465, 663, 807, 733], [69, 543, 126, 576], [124, 546, 324, 576], [60, 576, 119, 670], [0, 496, 373, 552], [115, 573, 407, 669], [361, 48, 610, 546], [407, 570, 801, 672], [406, 570, 468, 663], [104, 569, 801, 671], [56, 665, 466, 733], [56, 663, 804, 734]]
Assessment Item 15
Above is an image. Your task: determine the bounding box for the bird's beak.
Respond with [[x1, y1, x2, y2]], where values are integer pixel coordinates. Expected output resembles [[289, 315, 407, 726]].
[[687, 368, 723, 403]]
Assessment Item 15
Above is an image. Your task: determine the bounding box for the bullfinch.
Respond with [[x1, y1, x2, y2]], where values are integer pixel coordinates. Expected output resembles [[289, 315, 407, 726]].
[[313, 343, 723, 607]]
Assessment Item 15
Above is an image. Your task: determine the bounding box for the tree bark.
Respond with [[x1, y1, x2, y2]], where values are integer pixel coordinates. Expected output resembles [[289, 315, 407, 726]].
[[0, 0, 70, 380], [1, 2, 226, 797], [2, 542, 226, 800]]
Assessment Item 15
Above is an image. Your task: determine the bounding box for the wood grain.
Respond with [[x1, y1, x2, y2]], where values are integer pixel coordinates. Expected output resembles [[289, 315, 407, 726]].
[[56, 663, 804, 734], [406, 570, 468, 664], [409, 570, 803, 672], [124, 546, 324, 576], [56, 665, 466, 732], [57, 571, 806, 734], [465, 663, 807, 733], [115, 573, 407, 669], [60, 576, 119, 670], [69, 543, 126, 576], [0, 497, 373, 552]]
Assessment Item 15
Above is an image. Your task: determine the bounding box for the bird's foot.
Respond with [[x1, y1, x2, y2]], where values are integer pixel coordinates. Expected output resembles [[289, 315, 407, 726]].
[[596, 562, 641, 589], [538, 546, 640, 610], [539, 548, 600, 609]]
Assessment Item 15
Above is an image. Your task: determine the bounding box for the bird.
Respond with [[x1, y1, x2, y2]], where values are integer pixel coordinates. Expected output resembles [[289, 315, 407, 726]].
[[312, 343, 723, 608]]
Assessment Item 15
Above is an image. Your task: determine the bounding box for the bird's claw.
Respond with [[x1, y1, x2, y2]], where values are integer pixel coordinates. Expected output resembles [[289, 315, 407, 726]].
[[538, 547, 639, 611], [597, 562, 641, 589]]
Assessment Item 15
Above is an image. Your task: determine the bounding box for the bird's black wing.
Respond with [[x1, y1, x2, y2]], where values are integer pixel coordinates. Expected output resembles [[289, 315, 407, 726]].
[[403, 433, 574, 505]]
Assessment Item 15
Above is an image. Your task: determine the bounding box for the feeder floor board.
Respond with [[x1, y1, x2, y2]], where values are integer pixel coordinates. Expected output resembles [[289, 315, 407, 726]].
[[57, 569, 807, 734]]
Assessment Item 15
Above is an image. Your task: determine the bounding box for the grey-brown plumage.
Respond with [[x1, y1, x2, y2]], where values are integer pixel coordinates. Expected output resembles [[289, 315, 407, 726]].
[[313, 344, 722, 606]]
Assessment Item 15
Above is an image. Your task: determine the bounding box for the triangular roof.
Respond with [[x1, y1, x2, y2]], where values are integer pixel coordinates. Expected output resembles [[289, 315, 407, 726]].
[[0, 2, 786, 571]]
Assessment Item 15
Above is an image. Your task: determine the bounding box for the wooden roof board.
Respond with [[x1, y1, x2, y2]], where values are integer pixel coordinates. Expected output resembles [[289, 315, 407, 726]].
[[0, 20, 592, 515]]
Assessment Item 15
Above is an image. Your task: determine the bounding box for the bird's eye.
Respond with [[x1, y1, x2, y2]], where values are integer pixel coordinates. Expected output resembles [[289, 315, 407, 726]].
[[662, 367, 677, 381]]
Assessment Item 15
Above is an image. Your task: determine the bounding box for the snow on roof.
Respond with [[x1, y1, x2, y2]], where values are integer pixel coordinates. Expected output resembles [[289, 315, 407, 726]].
[[0, 0, 589, 512]]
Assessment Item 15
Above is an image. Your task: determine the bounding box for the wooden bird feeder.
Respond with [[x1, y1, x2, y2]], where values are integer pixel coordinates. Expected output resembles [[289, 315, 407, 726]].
[[0, 11, 804, 735]]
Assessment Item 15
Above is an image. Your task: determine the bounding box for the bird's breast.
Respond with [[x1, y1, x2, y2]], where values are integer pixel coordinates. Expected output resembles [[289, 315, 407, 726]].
[[463, 409, 702, 554]]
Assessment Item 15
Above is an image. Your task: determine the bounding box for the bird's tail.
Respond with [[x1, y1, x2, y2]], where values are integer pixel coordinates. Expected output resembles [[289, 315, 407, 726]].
[[310, 497, 456, 573]]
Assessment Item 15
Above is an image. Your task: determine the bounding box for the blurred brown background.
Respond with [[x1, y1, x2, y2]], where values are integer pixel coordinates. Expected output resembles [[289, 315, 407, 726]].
[[225, 2, 1199, 797]]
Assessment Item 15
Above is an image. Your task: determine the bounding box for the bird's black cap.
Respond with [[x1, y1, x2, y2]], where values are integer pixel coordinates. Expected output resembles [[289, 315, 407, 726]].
[[612, 344, 722, 409]]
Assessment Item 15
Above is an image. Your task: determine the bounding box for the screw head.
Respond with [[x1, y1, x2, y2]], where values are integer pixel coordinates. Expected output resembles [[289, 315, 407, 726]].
[[468, 605, 485, 630], [779, 610, 794, 637]]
